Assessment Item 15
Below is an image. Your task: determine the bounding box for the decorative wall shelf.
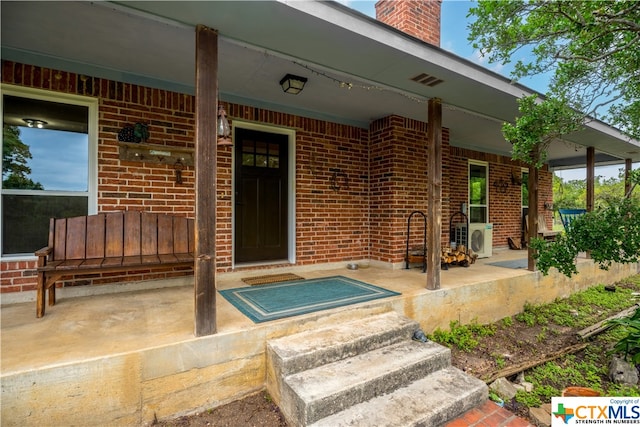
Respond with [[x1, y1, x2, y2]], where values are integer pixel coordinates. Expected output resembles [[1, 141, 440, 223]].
[[118, 142, 194, 167]]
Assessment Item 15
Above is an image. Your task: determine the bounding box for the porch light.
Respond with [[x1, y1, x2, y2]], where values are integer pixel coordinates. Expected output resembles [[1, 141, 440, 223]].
[[23, 118, 47, 129], [217, 104, 232, 146], [279, 74, 308, 95]]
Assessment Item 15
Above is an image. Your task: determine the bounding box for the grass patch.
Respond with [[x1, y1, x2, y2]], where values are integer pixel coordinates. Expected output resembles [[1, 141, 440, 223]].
[[492, 353, 507, 369], [514, 278, 640, 406], [430, 275, 640, 411], [522, 345, 640, 403], [429, 319, 496, 352], [514, 283, 639, 329]]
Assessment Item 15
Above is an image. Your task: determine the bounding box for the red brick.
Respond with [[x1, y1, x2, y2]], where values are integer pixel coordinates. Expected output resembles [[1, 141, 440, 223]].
[[444, 419, 469, 427], [1, 60, 552, 295], [505, 416, 534, 427], [484, 410, 510, 425], [461, 408, 486, 424]]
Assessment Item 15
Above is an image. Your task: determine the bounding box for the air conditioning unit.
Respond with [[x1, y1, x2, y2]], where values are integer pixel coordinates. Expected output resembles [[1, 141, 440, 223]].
[[469, 223, 493, 258]]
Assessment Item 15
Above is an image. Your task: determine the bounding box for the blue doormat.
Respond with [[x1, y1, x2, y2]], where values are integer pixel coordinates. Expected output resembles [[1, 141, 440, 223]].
[[487, 259, 528, 269], [219, 276, 401, 323]]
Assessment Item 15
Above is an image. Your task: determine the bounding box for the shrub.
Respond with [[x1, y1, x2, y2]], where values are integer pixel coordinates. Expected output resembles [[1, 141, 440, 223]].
[[607, 306, 640, 364]]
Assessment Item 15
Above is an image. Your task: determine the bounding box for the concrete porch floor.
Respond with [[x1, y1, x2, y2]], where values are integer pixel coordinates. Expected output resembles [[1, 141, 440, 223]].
[[1, 249, 532, 372], [1, 249, 637, 426]]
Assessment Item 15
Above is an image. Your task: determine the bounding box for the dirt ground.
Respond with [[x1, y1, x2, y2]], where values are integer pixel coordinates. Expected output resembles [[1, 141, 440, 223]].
[[153, 280, 638, 427], [152, 392, 288, 427]]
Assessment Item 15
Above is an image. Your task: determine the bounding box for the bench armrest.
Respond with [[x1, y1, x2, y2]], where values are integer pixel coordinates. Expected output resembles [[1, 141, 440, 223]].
[[35, 246, 52, 257], [35, 246, 53, 269]]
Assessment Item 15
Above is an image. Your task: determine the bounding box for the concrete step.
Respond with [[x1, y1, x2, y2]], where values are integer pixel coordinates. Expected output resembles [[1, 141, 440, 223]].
[[308, 366, 488, 427], [268, 311, 420, 377], [282, 340, 451, 426]]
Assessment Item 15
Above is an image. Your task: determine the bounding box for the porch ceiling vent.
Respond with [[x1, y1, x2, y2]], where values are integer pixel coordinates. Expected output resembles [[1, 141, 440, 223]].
[[410, 73, 444, 87]]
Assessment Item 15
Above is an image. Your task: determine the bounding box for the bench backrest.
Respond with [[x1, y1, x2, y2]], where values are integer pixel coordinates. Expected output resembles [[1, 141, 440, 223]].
[[536, 217, 552, 233], [558, 209, 586, 231], [49, 212, 194, 261]]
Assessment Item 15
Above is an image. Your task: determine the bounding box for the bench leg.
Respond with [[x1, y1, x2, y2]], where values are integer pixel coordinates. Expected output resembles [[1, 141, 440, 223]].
[[48, 283, 56, 306], [37, 271, 46, 318], [37, 273, 59, 318]]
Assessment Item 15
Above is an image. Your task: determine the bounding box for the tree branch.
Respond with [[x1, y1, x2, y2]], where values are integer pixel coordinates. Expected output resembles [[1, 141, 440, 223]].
[[556, 34, 640, 63], [592, 2, 640, 25]]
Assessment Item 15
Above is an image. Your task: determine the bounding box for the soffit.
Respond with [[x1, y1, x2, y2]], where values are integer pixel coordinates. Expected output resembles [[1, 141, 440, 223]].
[[2, 0, 638, 168]]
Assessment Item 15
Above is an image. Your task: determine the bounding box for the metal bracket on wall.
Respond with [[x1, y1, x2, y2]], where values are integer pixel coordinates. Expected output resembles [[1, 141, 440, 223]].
[[493, 179, 509, 194], [329, 168, 349, 192]]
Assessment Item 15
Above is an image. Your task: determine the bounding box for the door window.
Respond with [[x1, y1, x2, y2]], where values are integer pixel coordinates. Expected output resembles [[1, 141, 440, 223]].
[[242, 140, 280, 169], [522, 171, 529, 209], [469, 162, 488, 223]]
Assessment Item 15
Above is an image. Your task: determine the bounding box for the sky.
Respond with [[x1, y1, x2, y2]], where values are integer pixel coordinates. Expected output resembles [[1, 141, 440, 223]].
[[20, 127, 88, 191], [343, 0, 551, 90], [341, 0, 636, 181]]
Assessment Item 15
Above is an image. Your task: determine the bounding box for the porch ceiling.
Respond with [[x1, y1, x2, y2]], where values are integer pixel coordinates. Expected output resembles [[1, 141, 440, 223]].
[[2, 1, 639, 169]]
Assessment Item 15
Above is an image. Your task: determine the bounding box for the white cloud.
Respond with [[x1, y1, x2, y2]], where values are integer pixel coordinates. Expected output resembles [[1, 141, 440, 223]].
[[470, 49, 487, 64], [490, 62, 506, 73], [469, 50, 506, 73], [441, 40, 455, 53]]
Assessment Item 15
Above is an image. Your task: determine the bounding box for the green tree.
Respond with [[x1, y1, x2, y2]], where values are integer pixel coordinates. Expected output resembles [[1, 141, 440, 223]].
[[554, 170, 640, 210], [468, 0, 640, 140], [626, 169, 640, 199], [469, 1, 640, 275], [537, 170, 640, 277], [553, 175, 586, 211], [503, 95, 582, 168], [2, 125, 43, 190]]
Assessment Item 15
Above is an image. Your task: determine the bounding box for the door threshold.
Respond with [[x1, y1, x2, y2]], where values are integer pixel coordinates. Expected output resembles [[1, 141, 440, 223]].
[[233, 260, 292, 269]]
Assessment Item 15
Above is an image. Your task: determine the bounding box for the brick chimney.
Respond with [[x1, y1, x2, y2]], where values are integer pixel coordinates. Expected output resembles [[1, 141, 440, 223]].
[[375, 0, 442, 47]]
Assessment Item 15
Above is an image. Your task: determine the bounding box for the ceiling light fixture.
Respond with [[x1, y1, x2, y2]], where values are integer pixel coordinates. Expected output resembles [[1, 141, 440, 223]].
[[217, 104, 232, 146], [279, 74, 308, 95], [23, 118, 48, 129]]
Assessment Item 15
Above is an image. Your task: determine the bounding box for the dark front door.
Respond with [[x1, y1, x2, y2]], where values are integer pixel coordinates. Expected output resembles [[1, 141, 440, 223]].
[[234, 129, 288, 263]]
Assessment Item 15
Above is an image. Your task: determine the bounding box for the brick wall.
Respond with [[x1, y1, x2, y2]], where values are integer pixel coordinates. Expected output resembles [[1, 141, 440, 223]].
[[370, 116, 412, 264], [99, 97, 196, 214], [375, 0, 442, 46], [448, 146, 552, 248], [1, 61, 200, 293], [1, 260, 37, 293], [225, 106, 371, 268], [1, 60, 553, 296], [369, 115, 451, 265], [1, 60, 199, 215], [538, 168, 555, 230], [488, 162, 526, 247], [0, 61, 369, 293]]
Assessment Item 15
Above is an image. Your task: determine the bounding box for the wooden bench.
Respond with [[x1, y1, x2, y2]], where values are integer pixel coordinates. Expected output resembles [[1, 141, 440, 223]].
[[35, 211, 194, 318]]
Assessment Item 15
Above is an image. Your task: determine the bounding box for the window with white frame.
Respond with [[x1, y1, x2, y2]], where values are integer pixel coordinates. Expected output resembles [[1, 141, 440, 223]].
[[468, 161, 488, 223], [1, 86, 97, 257], [521, 170, 529, 209], [521, 169, 529, 235]]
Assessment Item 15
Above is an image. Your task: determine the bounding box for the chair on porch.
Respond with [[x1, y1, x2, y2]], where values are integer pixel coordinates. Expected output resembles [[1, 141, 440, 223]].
[[558, 208, 586, 231], [536, 218, 561, 241], [525, 214, 560, 241]]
